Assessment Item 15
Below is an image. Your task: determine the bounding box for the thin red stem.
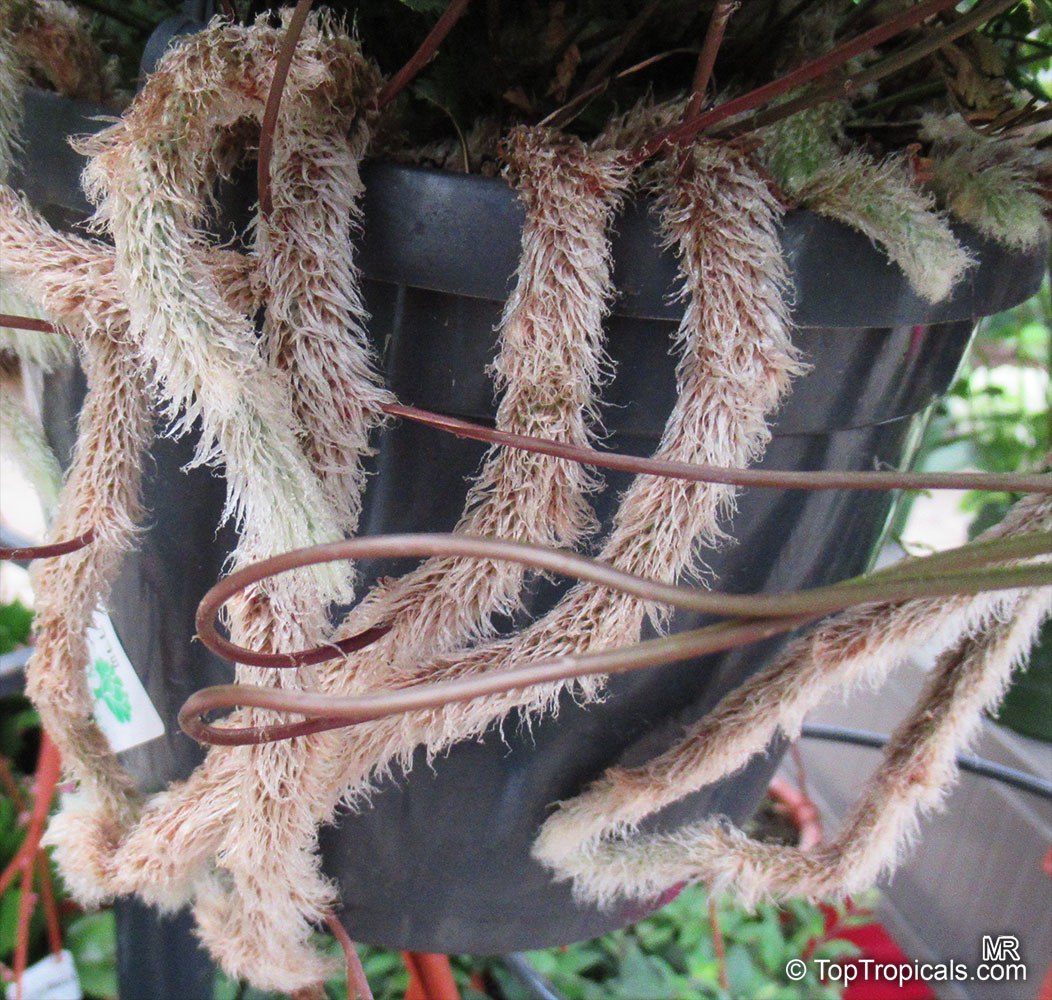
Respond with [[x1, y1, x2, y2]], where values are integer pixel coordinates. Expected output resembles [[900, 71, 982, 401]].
[[181, 533, 1048, 745], [1, 529, 96, 562], [195, 619, 389, 671], [194, 532, 1052, 660], [0, 314, 58, 334], [257, 0, 315, 220], [36, 852, 62, 957], [13, 867, 34, 1000], [2, 736, 60, 1000], [382, 403, 1052, 495], [325, 914, 373, 1000], [378, 0, 473, 108], [717, 0, 1017, 140], [632, 0, 963, 162], [0, 735, 61, 898], [685, 0, 736, 121], [0, 757, 26, 812], [708, 896, 729, 993], [568, 0, 662, 104], [179, 613, 824, 744], [5, 318, 1045, 496]]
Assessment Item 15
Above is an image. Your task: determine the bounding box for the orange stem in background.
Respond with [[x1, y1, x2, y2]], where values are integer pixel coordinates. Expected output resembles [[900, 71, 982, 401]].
[[1039, 965, 1052, 1000], [0, 741, 63, 997], [36, 853, 62, 957], [13, 868, 34, 1000], [0, 757, 26, 811], [402, 953, 460, 1000], [0, 735, 61, 898], [1040, 849, 1052, 1000], [405, 967, 425, 1000]]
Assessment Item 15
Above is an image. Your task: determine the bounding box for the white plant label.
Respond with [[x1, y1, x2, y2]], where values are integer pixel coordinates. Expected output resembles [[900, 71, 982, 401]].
[[85, 608, 164, 752], [5, 950, 82, 1000]]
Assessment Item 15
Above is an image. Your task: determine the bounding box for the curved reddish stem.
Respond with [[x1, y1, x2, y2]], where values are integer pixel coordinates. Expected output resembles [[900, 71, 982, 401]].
[[36, 852, 62, 957], [13, 867, 34, 1000], [257, 0, 315, 220], [180, 613, 816, 745], [378, 0, 473, 108], [383, 404, 1052, 495], [1, 529, 96, 562], [180, 532, 1048, 745], [325, 914, 373, 1000], [768, 775, 823, 851], [0, 314, 59, 334], [4, 319, 1046, 495], [0, 735, 61, 899], [195, 613, 389, 670]]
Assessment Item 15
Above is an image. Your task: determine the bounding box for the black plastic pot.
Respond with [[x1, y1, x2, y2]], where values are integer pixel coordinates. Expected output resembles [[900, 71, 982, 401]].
[[16, 88, 1047, 956]]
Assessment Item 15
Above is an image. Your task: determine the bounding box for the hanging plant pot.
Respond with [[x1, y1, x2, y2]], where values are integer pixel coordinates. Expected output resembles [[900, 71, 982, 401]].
[[16, 85, 1047, 955]]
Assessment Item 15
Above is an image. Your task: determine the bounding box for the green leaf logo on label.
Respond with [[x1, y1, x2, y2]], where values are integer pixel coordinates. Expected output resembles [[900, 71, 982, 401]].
[[90, 658, 133, 724]]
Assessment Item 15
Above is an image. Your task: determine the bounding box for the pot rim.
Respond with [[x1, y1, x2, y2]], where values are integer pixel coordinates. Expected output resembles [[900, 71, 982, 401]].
[[15, 87, 1048, 329]]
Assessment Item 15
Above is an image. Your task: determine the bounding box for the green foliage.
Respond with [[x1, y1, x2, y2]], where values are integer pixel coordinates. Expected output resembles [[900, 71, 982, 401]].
[[67, 911, 119, 999], [483, 885, 866, 1000], [0, 694, 38, 765], [920, 278, 1050, 520], [0, 600, 118, 997], [207, 884, 869, 999], [986, 2, 1052, 102], [911, 279, 1051, 741], [0, 599, 33, 654], [759, 103, 844, 197], [997, 620, 1052, 741]]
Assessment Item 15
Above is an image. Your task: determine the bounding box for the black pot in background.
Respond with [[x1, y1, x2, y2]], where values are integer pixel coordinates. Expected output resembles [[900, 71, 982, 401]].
[[16, 88, 1048, 955]]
